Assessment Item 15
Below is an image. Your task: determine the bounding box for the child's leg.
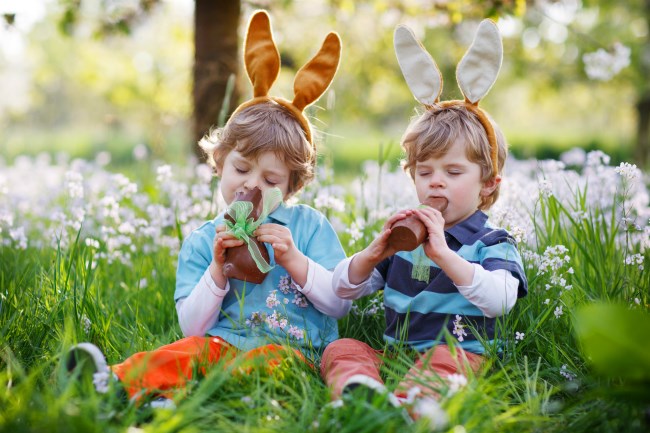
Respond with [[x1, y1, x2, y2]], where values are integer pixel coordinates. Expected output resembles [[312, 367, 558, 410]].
[[320, 338, 384, 399], [395, 344, 483, 399], [238, 344, 309, 373], [111, 336, 235, 399]]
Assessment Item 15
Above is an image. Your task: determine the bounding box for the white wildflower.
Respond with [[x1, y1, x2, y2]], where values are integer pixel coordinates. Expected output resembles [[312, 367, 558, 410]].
[[452, 314, 468, 342], [554, 305, 564, 318], [515, 331, 525, 341], [560, 364, 576, 381], [538, 179, 553, 198], [624, 253, 644, 271], [133, 143, 148, 161], [446, 373, 468, 396], [81, 314, 92, 334], [614, 162, 639, 181], [583, 42, 630, 81]]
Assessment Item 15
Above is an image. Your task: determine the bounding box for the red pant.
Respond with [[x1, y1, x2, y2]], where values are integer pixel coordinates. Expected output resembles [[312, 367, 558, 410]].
[[111, 336, 305, 399], [320, 338, 483, 399]]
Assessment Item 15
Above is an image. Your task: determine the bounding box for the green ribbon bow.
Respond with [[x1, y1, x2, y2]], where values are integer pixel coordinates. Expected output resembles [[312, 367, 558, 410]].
[[411, 204, 433, 282], [224, 187, 283, 274]]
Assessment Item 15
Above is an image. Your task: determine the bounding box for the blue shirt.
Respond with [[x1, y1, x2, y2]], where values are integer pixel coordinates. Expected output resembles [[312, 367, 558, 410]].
[[378, 210, 528, 354], [174, 202, 346, 355]]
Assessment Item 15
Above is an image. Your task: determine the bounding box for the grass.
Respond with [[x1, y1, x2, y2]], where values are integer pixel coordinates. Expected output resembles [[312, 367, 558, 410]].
[[1, 152, 649, 432]]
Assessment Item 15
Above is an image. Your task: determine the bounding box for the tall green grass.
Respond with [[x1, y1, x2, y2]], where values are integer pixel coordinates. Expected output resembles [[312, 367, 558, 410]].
[[1, 164, 648, 433]]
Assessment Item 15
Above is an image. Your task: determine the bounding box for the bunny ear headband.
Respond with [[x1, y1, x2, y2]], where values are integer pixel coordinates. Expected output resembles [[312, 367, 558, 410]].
[[394, 20, 503, 176], [231, 10, 342, 144]]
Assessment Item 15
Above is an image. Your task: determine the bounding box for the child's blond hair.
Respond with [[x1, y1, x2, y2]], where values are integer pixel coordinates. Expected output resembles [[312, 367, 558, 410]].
[[199, 101, 316, 197], [401, 104, 507, 210]]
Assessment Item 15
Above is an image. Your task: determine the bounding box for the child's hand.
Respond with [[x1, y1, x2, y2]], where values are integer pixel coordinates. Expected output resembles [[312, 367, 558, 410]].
[[209, 225, 244, 288], [365, 209, 415, 261], [412, 207, 449, 261], [254, 223, 301, 268], [349, 209, 414, 284], [254, 223, 308, 286]]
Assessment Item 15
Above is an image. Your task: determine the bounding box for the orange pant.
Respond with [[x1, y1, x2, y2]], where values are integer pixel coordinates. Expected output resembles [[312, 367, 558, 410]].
[[320, 338, 483, 399], [111, 336, 305, 399]]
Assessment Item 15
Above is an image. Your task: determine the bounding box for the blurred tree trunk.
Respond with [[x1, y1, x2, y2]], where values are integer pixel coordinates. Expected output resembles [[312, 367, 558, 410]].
[[636, 0, 650, 168], [192, 0, 240, 162]]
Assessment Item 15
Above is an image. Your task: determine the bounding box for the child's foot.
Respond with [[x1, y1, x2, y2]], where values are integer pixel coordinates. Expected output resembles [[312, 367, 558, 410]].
[[339, 375, 411, 423], [65, 342, 117, 394], [341, 374, 401, 407]]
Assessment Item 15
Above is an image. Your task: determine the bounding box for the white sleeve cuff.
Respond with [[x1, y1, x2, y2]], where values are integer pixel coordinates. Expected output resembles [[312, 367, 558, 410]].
[[292, 257, 352, 319], [176, 268, 230, 337], [201, 267, 230, 297], [455, 263, 518, 318], [332, 253, 383, 299]]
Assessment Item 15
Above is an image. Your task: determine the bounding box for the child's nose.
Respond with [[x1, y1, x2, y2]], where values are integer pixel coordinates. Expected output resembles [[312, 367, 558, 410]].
[[244, 177, 260, 191], [429, 172, 445, 187]]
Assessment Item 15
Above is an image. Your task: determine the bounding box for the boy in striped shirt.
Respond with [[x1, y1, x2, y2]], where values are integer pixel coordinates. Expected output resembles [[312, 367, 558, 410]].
[[321, 104, 528, 420]]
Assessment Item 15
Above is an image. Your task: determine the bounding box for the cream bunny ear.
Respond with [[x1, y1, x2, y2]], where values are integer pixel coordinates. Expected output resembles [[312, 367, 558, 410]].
[[292, 32, 342, 111], [456, 19, 502, 104], [244, 11, 281, 98], [394, 24, 442, 106]]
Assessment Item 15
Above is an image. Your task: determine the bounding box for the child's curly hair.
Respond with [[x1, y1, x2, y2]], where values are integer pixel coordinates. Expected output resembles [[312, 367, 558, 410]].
[[199, 101, 317, 197], [401, 104, 507, 210]]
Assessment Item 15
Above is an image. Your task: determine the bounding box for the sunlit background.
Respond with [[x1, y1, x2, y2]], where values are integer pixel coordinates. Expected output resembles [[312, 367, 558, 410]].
[[0, 0, 645, 176]]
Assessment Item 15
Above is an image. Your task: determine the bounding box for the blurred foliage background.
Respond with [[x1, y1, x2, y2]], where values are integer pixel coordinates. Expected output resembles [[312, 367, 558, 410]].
[[1, 0, 648, 178]]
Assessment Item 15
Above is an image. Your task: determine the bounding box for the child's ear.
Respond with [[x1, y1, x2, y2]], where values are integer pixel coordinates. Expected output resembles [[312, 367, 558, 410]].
[[480, 175, 501, 197], [215, 164, 223, 177]]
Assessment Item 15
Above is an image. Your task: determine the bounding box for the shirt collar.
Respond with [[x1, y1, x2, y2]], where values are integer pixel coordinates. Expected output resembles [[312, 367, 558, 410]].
[[216, 201, 291, 226], [267, 201, 291, 225], [445, 210, 487, 244]]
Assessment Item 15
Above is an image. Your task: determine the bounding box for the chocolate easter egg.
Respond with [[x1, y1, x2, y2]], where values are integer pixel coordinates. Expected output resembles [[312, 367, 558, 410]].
[[387, 197, 448, 252]]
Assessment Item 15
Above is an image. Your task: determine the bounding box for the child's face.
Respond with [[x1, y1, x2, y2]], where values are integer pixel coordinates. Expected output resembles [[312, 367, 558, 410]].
[[217, 149, 291, 205], [413, 140, 498, 228]]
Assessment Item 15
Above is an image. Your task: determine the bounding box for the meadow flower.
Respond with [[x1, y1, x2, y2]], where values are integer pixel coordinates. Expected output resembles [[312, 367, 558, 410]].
[[560, 148, 586, 167], [85, 238, 100, 249], [266, 290, 280, 309], [560, 364, 576, 381], [291, 293, 308, 308], [345, 218, 364, 245], [81, 314, 92, 334], [446, 373, 468, 395], [9, 227, 27, 249], [538, 179, 553, 198], [156, 164, 173, 183], [614, 162, 639, 181], [554, 305, 564, 318], [241, 395, 255, 408], [314, 190, 346, 213], [583, 42, 631, 81], [288, 325, 305, 340], [624, 253, 644, 271], [515, 331, 525, 341], [452, 315, 467, 342], [133, 143, 149, 161], [278, 275, 291, 294]]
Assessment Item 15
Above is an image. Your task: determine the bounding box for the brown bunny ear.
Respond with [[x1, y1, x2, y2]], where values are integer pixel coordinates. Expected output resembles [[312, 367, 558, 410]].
[[244, 11, 281, 98], [292, 32, 341, 111]]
